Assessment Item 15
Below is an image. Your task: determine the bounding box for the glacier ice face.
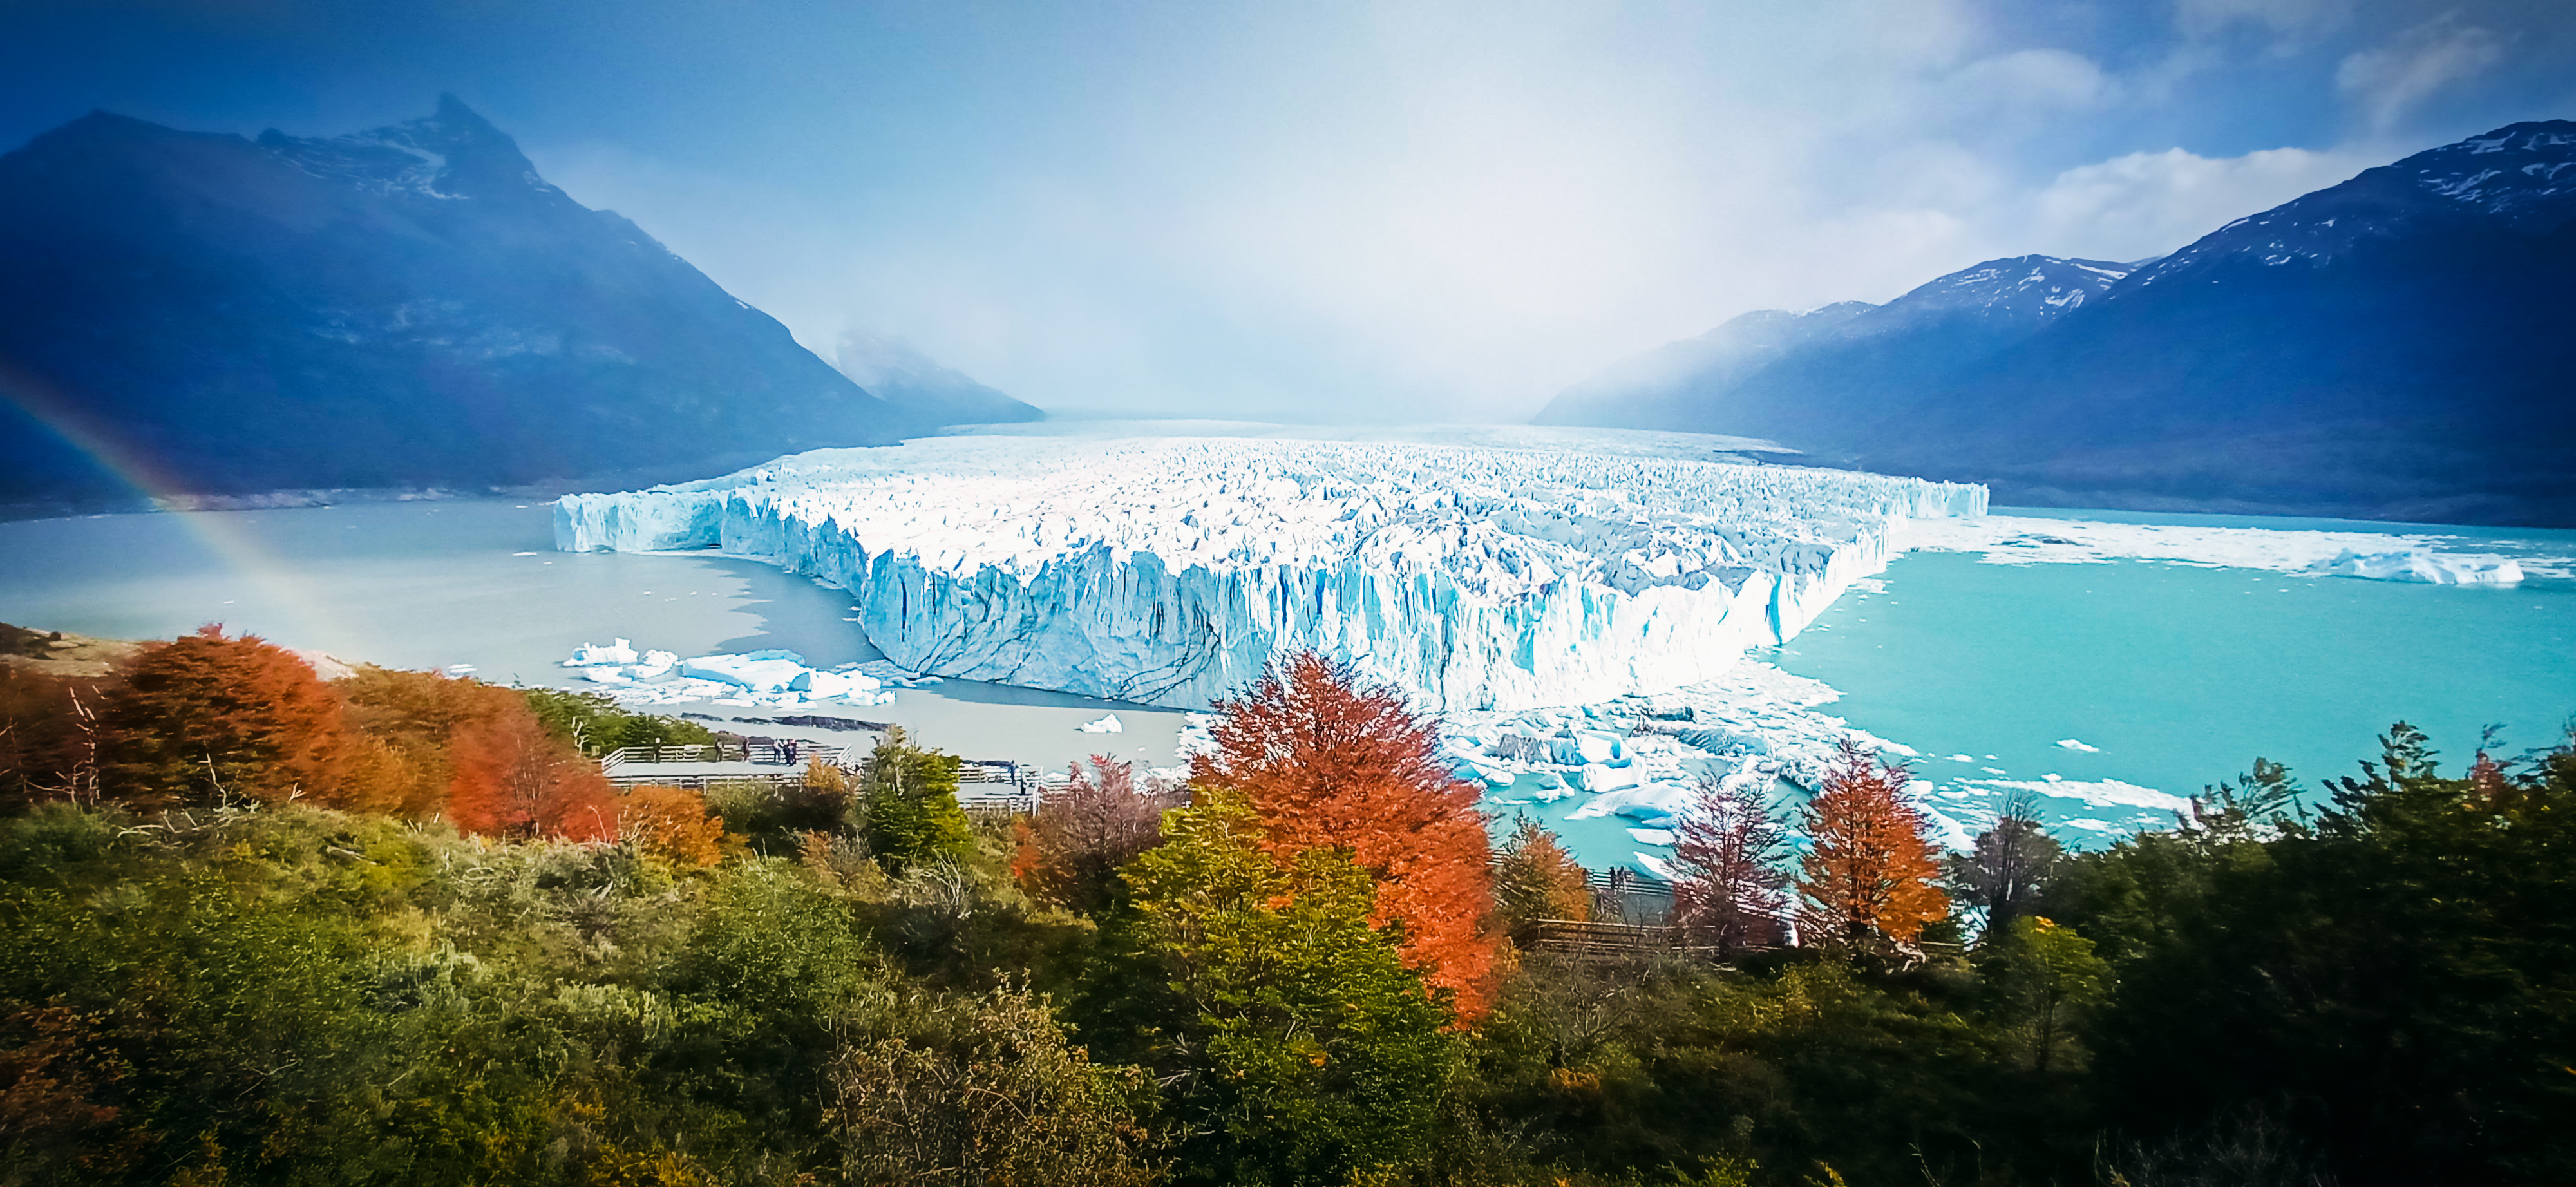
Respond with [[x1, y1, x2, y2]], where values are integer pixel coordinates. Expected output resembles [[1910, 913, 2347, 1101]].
[[557, 432, 1985, 713]]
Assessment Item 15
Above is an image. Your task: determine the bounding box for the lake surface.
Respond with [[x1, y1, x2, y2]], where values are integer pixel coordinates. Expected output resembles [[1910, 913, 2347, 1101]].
[[3, 499, 2569, 866], [0, 500, 1193, 774], [1763, 508, 2576, 841]]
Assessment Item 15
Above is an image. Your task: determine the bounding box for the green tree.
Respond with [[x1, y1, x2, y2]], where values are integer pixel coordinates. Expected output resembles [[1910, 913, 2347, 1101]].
[[860, 728, 974, 872], [2087, 724, 2576, 1185], [1974, 916, 2107, 1074], [1120, 790, 1454, 1186], [519, 687, 715, 758]]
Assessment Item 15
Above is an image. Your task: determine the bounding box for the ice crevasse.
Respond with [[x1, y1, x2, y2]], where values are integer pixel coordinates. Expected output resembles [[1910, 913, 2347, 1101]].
[[555, 434, 1987, 712]]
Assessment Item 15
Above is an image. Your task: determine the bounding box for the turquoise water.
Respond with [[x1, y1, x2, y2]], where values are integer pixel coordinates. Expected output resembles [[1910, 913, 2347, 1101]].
[[5, 500, 2570, 859], [1760, 512, 2576, 845]]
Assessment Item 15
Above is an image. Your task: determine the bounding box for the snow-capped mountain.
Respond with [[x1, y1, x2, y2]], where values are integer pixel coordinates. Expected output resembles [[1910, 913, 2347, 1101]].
[[1542, 120, 2576, 525], [1539, 254, 2134, 438], [832, 329, 1045, 429], [0, 97, 907, 509], [2132, 121, 2576, 288]]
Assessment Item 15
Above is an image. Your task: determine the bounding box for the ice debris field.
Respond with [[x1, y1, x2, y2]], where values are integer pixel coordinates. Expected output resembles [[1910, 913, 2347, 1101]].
[[560, 637, 918, 707], [555, 428, 2567, 868]]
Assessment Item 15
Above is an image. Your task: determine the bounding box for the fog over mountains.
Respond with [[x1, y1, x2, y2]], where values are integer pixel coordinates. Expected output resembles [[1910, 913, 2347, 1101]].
[[1541, 122, 2576, 526], [0, 97, 1034, 510]]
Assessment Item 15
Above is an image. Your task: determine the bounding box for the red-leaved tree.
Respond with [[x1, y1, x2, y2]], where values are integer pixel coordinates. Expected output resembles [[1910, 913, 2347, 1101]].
[[1795, 740, 1949, 951], [1669, 773, 1790, 956], [446, 700, 616, 840], [95, 625, 368, 811], [1013, 754, 1179, 913], [1193, 652, 1499, 1020]]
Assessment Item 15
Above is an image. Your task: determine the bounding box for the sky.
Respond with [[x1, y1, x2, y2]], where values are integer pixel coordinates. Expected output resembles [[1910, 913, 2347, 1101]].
[[3, 0, 2571, 423]]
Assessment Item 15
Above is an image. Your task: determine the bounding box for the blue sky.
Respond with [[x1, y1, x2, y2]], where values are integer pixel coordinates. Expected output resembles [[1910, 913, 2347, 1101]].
[[3, 0, 2570, 421]]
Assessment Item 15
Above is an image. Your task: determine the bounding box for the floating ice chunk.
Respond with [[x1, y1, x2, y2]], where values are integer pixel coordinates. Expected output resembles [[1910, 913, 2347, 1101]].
[[443, 663, 477, 676], [564, 638, 638, 667], [1959, 776, 2190, 814], [791, 669, 884, 700], [1627, 827, 1677, 846], [677, 650, 811, 692], [1574, 730, 1625, 764], [1903, 515, 2563, 581], [1579, 763, 1645, 793], [2054, 738, 2101, 753], [2302, 548, 2524, 585], [634, 650, 679, 678], [1077, 714, 1124, 734]]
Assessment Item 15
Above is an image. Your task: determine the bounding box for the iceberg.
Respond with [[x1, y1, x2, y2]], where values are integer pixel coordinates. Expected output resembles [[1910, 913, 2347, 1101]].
[[1077, 714, 1124, 734], [563, 638, 639, 667], [2302, 547, 2524, 585], [556, 432, 1985, 713]]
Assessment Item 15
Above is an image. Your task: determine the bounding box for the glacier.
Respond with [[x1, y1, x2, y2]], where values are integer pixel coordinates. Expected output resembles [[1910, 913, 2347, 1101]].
[[556, 432, 1986, 714]]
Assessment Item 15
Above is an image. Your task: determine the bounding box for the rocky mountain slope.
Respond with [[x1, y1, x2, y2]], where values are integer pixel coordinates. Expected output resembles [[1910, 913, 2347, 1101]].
[[833, 329, 1043, 428], [1542, 121, 2576, 524], [0, 97, 908, 509]]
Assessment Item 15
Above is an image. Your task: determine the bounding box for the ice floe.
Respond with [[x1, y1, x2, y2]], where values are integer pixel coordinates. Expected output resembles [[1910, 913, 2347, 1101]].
[[1901, 514, 2561, 582]]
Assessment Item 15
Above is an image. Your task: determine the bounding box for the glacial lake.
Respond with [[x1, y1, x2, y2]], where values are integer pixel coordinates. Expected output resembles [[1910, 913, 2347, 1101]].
[[1767, 509, 2576, 844], [1, 499, 2570, 869]]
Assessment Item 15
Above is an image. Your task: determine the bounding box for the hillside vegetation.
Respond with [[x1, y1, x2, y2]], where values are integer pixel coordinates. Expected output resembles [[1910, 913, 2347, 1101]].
[[2, 629, 2569, 1185]]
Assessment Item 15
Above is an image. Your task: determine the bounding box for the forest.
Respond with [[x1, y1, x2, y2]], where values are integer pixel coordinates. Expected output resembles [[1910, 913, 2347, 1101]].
[[1, 625, 2569, 1186]]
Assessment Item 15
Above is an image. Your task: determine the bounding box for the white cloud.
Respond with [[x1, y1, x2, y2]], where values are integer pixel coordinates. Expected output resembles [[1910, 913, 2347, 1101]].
[[1948, 48, 2116, 111], [2175, 0, 2353, 43], [2337, 15, 2510, 131], [2025, 144, 2372, 261]]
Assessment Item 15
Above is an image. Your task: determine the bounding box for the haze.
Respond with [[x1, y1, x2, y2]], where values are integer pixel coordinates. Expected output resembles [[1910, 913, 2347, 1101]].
[[5, 0, 2570, 422]]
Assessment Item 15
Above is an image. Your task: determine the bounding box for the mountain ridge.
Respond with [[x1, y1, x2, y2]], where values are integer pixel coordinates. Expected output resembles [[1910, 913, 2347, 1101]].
[[0, 98, 918, 511], [1538, 120, 2576, 525]]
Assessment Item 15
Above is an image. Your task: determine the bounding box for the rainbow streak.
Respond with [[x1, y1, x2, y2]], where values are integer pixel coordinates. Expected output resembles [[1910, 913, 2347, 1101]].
[[0, 359, 351, 651]]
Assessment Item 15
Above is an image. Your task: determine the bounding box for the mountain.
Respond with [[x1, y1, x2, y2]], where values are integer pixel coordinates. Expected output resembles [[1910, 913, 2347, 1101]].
[[1541, 120, 2576, 525], [832, 329, 1044, 428], [0, 97, 907, 510], [1540, 254, 2138, 439]]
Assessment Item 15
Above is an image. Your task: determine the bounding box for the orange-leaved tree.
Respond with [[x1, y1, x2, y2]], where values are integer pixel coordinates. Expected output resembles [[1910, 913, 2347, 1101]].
[[337, 665, 527, 818], [1795, 739, 1949, 950], [95, 625, 372, 812], [1192, 652, 1498, 1020], [620, 784, 725, 868], [446, 698, 617, 840]]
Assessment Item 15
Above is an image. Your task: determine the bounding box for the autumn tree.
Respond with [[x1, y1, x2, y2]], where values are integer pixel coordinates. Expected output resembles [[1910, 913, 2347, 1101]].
[[1490, 815, 1591, 946], [1014, 754, 1179, 913], [1193, 652, 1498, 1019], [336, 665, 521, 818], [1795, 740, 1949, 951], [1669, 773, 1790, 957], [0, 666, 104, 811], [446, 699, 616, 840], [1943, 792, 2061, 941], [94, 625, 370, 812], [620, 785, 726, 868]]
